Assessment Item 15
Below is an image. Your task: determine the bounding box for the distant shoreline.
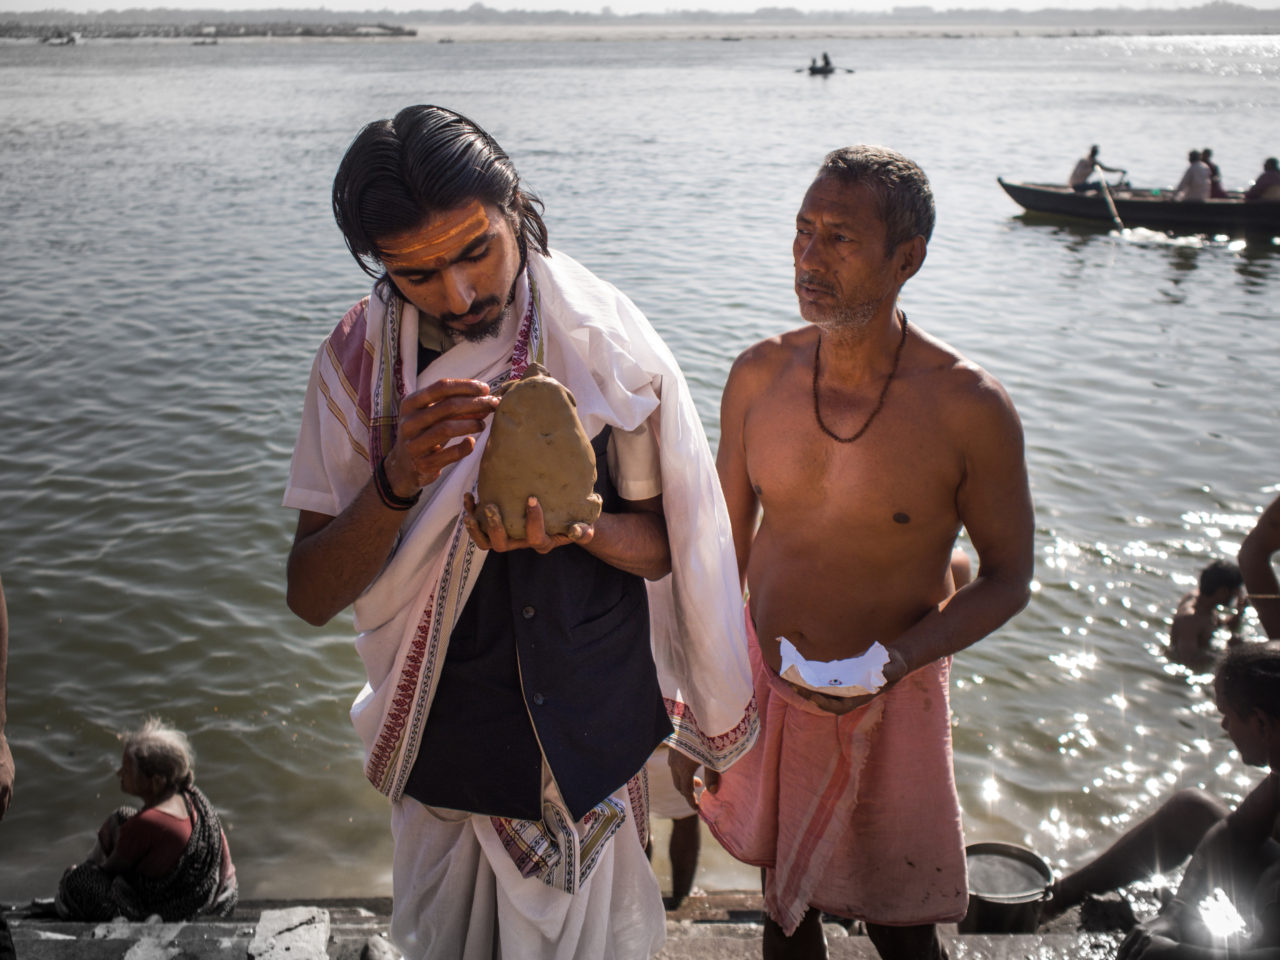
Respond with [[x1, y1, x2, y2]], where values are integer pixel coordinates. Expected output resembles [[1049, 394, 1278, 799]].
[[369, 20, 1278, 42], [4, 19, 1278, 43], [4, 1, 1278, 44]]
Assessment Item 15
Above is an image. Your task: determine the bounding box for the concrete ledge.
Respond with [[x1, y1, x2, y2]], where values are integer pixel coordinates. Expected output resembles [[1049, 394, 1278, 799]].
[[4, 900, 394, 960], [248, 907, 331, 959], [3, 895, 1123, 959], [658, 932, 1121, 959]]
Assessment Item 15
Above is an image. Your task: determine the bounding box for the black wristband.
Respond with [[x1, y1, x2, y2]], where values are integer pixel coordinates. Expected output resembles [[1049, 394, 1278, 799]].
[[374, 456, 420, 511]]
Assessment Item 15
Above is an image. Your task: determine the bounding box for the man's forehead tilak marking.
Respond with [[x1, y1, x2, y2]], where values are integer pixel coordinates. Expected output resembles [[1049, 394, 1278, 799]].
[[382, 201, 491, 264]]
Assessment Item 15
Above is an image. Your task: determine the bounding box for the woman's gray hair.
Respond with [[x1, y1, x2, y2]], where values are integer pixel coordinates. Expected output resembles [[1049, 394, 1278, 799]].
[[123, 717, 195, 792]]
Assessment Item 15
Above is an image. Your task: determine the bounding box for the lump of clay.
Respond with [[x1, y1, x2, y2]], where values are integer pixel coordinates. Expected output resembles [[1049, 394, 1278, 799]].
[[477, 363, 603, 541]]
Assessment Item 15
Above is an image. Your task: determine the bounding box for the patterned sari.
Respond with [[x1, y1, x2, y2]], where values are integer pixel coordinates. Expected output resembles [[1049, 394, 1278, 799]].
[[56, 786, 237, 922]]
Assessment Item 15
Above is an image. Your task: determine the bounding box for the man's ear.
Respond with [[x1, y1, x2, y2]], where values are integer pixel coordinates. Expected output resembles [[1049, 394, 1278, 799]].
[[894, 235, 927, 284]]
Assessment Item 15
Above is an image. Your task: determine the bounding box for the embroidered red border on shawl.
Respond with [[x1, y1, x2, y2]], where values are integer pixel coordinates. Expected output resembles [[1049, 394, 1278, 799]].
[[628, 772, 649, 850], [371, 296, 404, 465], [365, 597, 433, 791], [387, 530, 477, 801], [508, 287, 537, 379], [665, 695, 759, 771]]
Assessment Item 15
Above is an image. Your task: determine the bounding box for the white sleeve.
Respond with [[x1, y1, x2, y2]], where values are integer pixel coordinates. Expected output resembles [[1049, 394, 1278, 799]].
[[281, 351, 345, 517], [606, 414, 662, 502]]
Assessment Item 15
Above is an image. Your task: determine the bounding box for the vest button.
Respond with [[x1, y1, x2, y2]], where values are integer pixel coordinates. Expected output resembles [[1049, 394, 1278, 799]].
[[532, 692, 546, 705], [521, 605, 536, 619]]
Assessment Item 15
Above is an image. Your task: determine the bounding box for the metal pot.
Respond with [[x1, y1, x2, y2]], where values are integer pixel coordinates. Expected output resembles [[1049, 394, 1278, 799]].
[[958, 841, 1054, 933]]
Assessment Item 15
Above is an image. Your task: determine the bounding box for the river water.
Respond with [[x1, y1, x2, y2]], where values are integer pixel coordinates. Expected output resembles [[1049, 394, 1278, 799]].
[[0, 30, 1277, 901]]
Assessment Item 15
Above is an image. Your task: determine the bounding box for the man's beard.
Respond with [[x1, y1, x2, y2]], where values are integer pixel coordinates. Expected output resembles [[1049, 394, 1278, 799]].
[[824, 296, 879, 330], [442, 271, 522, 344], [796, 272, 886, 331]]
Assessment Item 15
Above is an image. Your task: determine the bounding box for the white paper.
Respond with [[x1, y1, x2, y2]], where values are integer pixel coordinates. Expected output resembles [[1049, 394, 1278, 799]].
[[777, 637, 889, 697]]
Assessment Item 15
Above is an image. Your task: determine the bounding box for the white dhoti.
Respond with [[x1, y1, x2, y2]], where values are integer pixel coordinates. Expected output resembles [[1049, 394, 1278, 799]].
[[390, 792, 664, 960]]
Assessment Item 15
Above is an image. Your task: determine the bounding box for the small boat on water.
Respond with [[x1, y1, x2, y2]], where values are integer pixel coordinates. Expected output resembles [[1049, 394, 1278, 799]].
[[804, 52, 850, 75], [998, 178, 1280, 237]]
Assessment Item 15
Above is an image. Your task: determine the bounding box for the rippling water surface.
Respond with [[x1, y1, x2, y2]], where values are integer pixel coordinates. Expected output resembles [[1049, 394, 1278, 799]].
[[1, 31, 1277, 900]]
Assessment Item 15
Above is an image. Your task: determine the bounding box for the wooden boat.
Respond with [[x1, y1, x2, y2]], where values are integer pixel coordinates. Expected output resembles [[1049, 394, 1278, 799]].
[[997, 178, 1280, 237], [808, 63, 836, 75]]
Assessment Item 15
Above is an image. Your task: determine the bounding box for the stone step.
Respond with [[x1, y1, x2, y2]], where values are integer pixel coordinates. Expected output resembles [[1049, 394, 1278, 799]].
[[657, 933, 1121, 959], [656, 921, 1121, 959], [2, 896, 1123, 960], [4, 901, 397, 960]]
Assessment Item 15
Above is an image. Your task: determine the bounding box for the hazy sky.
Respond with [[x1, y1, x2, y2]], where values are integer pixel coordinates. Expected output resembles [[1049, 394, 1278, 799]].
[[7, 0, 1278, 16]]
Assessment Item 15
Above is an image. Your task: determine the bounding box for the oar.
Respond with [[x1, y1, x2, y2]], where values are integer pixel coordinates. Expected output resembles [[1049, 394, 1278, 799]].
[[1098, 177, 1124, 231]]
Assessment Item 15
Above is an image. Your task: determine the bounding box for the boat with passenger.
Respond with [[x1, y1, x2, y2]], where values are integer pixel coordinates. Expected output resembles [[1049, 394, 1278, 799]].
[[805, 52, 849, 75], [998, 177, 1280, 237]]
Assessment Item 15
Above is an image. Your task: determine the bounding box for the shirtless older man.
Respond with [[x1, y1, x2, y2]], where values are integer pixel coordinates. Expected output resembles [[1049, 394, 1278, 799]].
[[683, 146, 1035, 959]]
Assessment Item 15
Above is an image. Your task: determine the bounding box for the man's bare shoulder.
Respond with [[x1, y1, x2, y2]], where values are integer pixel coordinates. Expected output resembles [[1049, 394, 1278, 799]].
[[728, 327, 815, 382], [909, 325, 1020, 425]]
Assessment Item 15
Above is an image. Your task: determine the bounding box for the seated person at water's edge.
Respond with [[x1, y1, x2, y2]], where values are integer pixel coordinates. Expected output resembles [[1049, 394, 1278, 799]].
[[56, 717, 237, 922], [684, 145, 1034, 959], [283, 105, 755, 959], [1043, 641, 1280, 960], [1071, 145, 1126, 192], [1169, 559, 1244, 667]]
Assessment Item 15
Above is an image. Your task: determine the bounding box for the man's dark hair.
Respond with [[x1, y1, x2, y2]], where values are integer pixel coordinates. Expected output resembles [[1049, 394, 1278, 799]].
[[817, 145, 935, 255], [1199, 559, 1243, 596], [1264, 157, 1278, 173], [332, 105, 550, 280], [1215, 640, 1280, 719]]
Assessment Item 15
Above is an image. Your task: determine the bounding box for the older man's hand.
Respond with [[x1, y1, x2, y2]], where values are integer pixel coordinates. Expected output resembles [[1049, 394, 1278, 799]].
[[668, 748, 718, 809]]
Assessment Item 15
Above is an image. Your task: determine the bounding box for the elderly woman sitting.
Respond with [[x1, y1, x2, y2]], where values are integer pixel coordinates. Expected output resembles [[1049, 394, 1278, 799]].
[[55, 718, 237, 921]]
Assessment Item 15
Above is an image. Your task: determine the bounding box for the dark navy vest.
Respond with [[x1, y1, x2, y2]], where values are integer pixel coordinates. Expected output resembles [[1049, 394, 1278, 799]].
[[403, 426, 673, 822]]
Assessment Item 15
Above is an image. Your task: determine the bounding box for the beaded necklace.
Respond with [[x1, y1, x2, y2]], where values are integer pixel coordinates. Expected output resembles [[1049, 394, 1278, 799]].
[[812, 313, 908, 444]]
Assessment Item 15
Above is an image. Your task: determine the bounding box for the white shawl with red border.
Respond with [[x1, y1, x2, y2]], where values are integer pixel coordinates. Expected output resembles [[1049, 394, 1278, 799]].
[[284, 249, 756, 832]]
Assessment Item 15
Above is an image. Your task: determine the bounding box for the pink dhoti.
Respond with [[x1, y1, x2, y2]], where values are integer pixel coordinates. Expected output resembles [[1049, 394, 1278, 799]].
[[698, 612, 968, 935]]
